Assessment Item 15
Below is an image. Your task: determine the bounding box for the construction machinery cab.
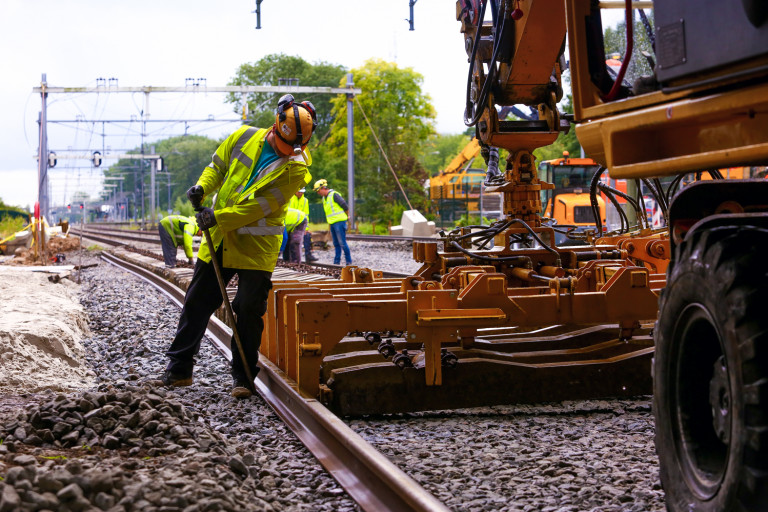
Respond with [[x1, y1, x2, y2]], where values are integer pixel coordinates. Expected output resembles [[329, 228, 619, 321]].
[[538, 155, 606, 240]]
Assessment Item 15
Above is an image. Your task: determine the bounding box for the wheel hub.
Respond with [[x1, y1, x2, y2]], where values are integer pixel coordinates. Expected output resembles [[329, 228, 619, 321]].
[[709, 355, 732, 444]]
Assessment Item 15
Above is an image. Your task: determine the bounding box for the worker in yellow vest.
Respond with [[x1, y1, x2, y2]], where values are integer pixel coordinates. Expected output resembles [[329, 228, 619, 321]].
[[282, 207, 308, 263], [157, 94, 317, 399], [313, 179, 352, 265], [158, 215, 200, 268], [287, 188, 318, 262]]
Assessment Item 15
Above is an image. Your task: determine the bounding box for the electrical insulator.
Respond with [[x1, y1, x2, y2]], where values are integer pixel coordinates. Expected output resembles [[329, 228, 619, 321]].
[[48, 151, 57, 168], [92, 151, 102, 167]]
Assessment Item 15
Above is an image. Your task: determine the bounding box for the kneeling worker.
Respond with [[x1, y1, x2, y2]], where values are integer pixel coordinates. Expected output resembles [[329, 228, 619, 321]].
[[157, 94, 317, 398], [158, 215, 200, 267]]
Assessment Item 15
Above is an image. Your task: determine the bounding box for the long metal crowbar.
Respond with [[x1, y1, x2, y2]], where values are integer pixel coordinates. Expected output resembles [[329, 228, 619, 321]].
[[196, 207, 255, 392]]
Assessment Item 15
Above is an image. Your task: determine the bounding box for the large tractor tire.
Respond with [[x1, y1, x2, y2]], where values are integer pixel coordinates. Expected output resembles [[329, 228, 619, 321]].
[[655, 226, 768, 511]]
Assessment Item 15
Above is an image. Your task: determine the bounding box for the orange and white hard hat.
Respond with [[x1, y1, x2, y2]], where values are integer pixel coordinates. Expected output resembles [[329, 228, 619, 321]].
[[273, 94, 317, 155]]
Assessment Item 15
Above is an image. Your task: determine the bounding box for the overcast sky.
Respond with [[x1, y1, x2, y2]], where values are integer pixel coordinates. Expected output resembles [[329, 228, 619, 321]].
[[0, 0, 474, 209], [0, 1, 622, 210]]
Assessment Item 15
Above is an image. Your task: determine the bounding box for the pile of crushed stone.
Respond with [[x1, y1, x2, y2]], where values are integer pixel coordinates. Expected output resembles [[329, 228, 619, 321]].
[[0, 385, 280, 511]]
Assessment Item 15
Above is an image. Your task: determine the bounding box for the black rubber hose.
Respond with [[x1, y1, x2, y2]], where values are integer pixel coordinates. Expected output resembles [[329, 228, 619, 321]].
[[597, 182, 644, 230], [506, 219, 561, 265], [601, 187, 628, 233], [653, 178, 669, 213], [634, 180, 649, 230], [589, 166, 608, 234], [666, 174, 686, 205], [465, 0, 508, 126], [448, 241, 532, 266], [642, 178, 667, 225], [453, 220, 512, 241]]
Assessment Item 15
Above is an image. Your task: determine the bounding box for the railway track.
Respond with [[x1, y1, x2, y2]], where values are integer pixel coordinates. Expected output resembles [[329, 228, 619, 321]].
[[70, 223, 440, 244], [68, 225, 413, 279], [61, 223, 666, 510], [98, 250, 448, 512]]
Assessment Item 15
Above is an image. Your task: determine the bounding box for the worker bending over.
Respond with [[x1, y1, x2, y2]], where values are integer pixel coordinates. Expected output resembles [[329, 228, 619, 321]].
[[156, 94, 317, 398], [288, 188, 318, 263], [282, 207, 308, 263], [158, 215, 200, 268], [313, 179, 352, 265]]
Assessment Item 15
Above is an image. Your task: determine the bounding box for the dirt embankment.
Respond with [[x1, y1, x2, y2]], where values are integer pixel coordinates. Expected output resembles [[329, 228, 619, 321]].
[[0, 265, 95, 394]]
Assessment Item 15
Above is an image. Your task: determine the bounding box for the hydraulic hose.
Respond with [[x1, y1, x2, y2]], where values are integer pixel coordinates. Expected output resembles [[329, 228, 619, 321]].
[[448, 241, 532, 267]]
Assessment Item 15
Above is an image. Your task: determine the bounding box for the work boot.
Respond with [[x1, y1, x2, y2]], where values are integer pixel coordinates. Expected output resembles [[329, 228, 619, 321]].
[[305, 253, 319, 263], [148, 370, 193, 388], [231, 380, 253, 399]]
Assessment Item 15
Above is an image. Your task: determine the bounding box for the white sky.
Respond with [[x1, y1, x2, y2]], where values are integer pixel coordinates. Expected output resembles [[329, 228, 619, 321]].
[[0, 0, 471, 210], [0, 1, 624, 211]]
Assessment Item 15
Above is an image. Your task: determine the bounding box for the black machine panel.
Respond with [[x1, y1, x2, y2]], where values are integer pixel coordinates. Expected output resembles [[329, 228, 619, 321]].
[[655, 0, 768, 83]]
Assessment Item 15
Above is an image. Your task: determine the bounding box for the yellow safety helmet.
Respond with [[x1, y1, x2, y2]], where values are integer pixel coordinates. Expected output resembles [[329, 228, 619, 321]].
[[313, 179, 328, 191], [273, 94, 317, 156]]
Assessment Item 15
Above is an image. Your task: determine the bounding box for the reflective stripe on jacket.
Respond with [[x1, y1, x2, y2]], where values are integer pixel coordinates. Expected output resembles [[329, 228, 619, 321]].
[[195, 126, 312, 270], [288, 194, 309, 215], [322, 189, 348, 224], [160, 215, 198, 259], [284, 207, 307, 233]]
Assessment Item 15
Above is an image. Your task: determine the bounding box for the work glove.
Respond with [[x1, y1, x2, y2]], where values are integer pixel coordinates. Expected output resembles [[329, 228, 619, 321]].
[[195, 207, 217, 230], [187, 185, 204, 209]]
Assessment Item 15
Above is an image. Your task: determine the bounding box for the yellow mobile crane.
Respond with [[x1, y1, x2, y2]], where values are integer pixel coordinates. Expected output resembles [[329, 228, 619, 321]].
[[429, 138, 503, 220]]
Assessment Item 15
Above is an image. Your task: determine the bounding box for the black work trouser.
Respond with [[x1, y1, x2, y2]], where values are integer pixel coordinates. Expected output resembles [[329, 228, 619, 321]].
[[165, 245, 272, 384], [158, 225, 177, 266]]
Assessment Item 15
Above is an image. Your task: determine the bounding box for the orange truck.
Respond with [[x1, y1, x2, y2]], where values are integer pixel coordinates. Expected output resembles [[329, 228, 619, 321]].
[[537, 152, 606, 231]]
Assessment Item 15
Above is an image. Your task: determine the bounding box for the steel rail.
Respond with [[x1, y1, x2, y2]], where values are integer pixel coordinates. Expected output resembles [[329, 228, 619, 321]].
[[79, 223, 442, 243], [69, 227, 155, 246], [98, 251, 449, 512], [73, 227, 412, 279]]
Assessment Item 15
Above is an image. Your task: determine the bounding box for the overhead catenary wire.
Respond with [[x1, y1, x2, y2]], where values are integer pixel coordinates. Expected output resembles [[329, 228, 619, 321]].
[[353, 96, 413, 210]]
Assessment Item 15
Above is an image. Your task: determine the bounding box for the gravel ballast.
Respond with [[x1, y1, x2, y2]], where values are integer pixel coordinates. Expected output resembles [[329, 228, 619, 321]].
[[0, 252, 358, 512], [1, 242, 666, 511]]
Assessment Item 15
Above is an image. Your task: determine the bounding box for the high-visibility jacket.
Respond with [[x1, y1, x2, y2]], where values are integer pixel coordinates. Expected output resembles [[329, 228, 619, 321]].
[[284, 207, 307, 233], [160, 215, 198, 259], [288, 194, 309, 216], [322, 189, 348, 225], [195, 126, 312, 270]]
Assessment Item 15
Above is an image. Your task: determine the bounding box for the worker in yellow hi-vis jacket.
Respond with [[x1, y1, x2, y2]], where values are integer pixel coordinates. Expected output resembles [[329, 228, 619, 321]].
[[158, 215, 200, 268], [282, 207, 308, 263], [156, 94, 317, 399], [287, 188, 318, 262]]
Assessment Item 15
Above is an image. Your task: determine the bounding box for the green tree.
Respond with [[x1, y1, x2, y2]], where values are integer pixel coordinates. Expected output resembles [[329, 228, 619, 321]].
[[419, 132, 476, 177], [155, 135, 220, 202], [603, 13, 655, 89], [105, 135, 219, 218], [226, 54, 347, 139], [325, 59, 436, 223]]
